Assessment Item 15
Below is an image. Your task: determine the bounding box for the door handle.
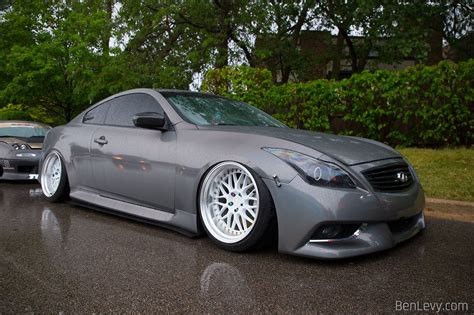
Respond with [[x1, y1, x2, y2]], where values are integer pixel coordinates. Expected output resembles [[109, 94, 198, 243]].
[[94, 136, 108, 145]]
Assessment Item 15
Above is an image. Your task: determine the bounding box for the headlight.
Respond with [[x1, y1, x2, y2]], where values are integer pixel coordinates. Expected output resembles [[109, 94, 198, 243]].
[[263, 148, 356, 188], [11, 143, 30, 150]]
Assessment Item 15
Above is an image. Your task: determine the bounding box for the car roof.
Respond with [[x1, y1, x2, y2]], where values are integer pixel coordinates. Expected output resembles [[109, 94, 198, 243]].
[[0, 120, 51, 128], [154, 89, 217, 97], [155, 89, 196, 93]]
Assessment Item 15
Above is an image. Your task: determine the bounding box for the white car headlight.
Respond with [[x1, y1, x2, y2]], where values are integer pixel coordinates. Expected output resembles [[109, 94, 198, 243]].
[[11, 143, 31, 150], [263, 148, 356, 188]]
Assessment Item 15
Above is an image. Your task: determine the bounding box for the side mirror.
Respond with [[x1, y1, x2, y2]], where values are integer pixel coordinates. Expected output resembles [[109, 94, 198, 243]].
[[133, 112, 167, 130]]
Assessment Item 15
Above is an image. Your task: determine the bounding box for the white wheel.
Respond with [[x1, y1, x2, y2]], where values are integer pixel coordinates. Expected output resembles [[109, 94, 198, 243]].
[[41, 151, 65, 199], [200, 162, 260, 244]]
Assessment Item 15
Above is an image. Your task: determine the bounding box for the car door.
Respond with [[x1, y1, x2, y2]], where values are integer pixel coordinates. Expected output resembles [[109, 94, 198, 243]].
[[90, 93, 177, 212], [72, 100, 111, 190]]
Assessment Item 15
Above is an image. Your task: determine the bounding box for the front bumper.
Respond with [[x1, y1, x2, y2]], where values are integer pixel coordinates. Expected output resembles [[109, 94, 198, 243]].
[[264, 174, 425, 259], [0, 154, 41, 180]]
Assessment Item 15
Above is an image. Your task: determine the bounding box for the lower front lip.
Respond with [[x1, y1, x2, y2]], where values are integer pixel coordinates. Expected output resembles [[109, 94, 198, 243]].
[[297, 212, 425, 259]]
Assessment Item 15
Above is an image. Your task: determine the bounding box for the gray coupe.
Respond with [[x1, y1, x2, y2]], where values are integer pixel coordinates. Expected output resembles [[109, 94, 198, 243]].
[[1, 120, 51, 180], [39, 89, 425, 259]]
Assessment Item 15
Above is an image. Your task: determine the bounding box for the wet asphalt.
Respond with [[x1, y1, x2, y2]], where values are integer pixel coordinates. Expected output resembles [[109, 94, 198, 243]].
[[0, 182, 473, 313]]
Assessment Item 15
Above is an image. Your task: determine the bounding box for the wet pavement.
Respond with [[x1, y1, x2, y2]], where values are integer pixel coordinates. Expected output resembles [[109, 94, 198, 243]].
[[1, 182, 473, 313]]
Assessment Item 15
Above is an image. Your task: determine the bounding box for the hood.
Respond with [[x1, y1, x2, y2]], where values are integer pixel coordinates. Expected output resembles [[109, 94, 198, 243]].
[[199, 126, 400, 165], [0, 137, 43, 149]]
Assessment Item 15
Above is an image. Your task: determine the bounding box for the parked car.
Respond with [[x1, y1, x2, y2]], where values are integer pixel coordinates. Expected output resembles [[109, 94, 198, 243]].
[[39, 89, 425, 259], [0, 120, 51, 180]]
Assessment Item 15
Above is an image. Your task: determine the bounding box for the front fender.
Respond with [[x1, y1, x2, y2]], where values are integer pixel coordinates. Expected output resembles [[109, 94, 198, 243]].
[[174, 129, 303, 219]]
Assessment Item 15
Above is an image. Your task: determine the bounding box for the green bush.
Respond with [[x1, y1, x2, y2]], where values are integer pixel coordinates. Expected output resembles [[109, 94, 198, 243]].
[[0, 104, 56, 125], [0, 104, 33, 121], [202, 60, 473, 147], [340, 61, 473, 146]]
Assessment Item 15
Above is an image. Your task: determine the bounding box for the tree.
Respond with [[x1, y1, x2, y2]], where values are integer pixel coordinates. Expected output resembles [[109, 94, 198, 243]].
[[0, 0, 119, 124], [440, 0, 473, 61], [170, 0, 265, 68], [114, 0, 210, 89], [317, 1, 430, 78], [251, 0, 318, 83]]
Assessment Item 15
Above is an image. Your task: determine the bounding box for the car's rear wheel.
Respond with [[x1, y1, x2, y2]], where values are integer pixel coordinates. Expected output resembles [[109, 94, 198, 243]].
[[199, 161, 275, 252], [41, 151, 69, 202]]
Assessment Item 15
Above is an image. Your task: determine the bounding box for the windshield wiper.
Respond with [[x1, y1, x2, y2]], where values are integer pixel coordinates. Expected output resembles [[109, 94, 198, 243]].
[[214, 123, 237, 126]]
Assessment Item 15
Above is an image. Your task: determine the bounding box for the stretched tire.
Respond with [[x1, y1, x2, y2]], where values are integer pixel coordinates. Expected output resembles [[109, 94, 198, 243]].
[[40, 151, 69, 202], [199, 161, 275, 252]]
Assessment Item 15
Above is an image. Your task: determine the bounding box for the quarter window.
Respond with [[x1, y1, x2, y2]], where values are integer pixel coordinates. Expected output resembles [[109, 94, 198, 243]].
[[83, 102, 110, 125], [105, 93, 164, 127]]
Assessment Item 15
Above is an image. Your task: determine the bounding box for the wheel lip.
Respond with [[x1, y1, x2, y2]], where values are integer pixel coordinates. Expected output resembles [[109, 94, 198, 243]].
[[199, 161, 260, 245], [41, 151, 62, 198]]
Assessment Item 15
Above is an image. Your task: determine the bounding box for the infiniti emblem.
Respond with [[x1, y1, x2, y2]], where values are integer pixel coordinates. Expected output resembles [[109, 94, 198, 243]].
[[396, 172, 408, 183]]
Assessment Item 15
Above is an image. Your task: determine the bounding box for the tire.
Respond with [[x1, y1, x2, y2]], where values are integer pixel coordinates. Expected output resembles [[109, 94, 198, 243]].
[[40, 151, 70, 202], [199, 161, 275, 252]]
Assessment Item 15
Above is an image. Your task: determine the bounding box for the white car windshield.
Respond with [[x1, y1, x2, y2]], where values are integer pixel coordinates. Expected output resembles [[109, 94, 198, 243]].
[[0, 123, 49, 138]]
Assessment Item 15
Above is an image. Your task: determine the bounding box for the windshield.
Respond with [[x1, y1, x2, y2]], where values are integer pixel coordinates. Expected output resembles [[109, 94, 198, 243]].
[[162, 92, 286, 128], [0, 123, 49, 138]]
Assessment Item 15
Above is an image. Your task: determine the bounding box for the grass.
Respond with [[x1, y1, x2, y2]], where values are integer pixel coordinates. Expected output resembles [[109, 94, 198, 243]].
[[398, 148, 474, 202]]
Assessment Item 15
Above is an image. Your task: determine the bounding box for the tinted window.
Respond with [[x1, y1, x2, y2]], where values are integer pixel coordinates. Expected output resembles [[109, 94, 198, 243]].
[[83, 102, 110, 125], [105, 93, 163, 127]]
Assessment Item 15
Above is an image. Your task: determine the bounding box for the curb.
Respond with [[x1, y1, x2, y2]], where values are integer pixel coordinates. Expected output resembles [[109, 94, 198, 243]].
[[426, 198, 474, 208], [425, 198, 474, 223]]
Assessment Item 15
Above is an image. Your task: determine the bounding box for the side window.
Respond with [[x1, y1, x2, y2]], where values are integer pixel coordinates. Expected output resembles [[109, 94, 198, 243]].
[[105, 93, 164, 127], [83, 102, 110, 124]]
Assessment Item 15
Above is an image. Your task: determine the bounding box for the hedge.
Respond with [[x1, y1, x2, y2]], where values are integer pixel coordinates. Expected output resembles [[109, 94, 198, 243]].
[[202, 60, 473, 147], [0, 104, 33, 121], [0, 104, 56, 125]]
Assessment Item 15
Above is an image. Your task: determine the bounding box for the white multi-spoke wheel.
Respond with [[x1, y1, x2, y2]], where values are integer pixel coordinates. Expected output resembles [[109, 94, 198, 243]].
[[41, 151, 69, 202], [199, 161, 275, 251]]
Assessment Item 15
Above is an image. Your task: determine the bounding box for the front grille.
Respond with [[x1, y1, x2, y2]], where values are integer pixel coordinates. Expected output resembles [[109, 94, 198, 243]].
[[17, 165, 36, 173], [362, 162, 414, 192]]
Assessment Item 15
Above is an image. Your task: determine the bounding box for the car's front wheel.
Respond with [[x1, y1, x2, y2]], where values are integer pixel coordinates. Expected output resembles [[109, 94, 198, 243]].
[[199, 161, 275, 252], [40, 151, 69, 202]]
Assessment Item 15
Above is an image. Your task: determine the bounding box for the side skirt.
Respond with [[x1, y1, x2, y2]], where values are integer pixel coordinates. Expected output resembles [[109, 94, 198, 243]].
[[69, 189, 200, 237]]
